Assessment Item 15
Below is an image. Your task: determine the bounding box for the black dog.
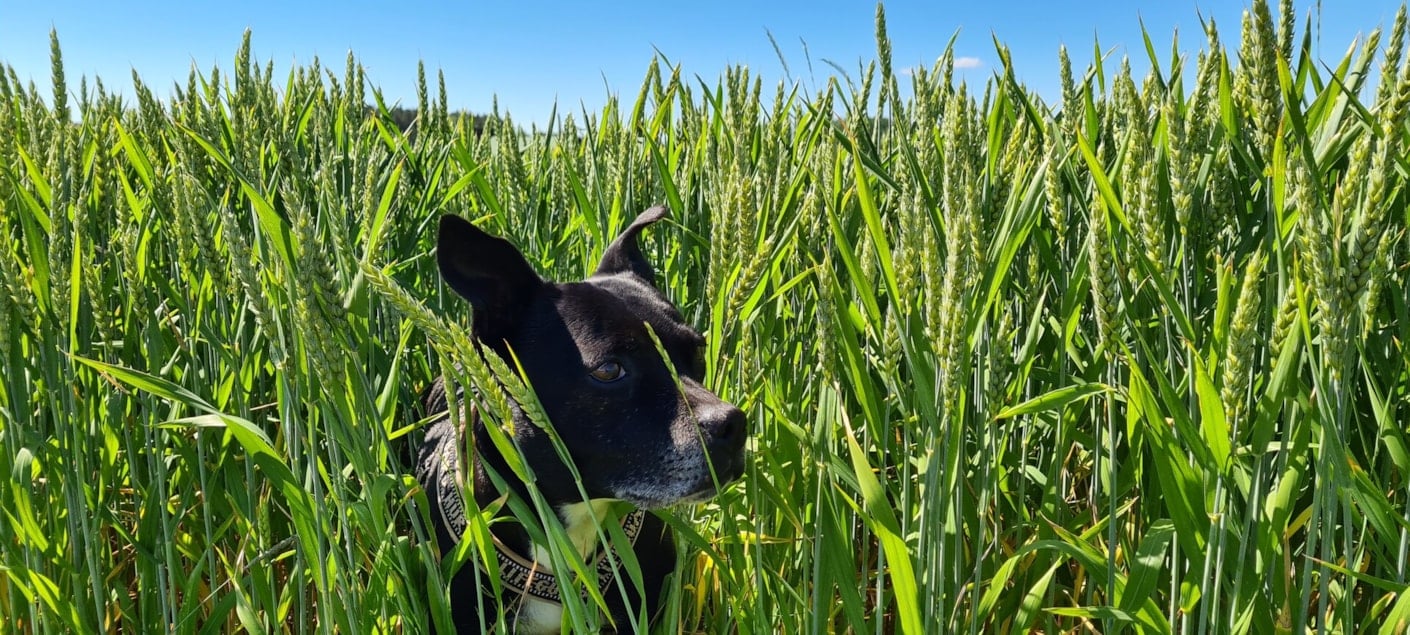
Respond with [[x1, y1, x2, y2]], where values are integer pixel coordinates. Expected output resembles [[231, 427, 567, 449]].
[[413, 206, 747, 633]]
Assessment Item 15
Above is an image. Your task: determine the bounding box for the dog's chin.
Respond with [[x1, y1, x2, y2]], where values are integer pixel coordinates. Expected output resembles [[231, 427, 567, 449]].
[[615, 472, 742, 509], [619, 485, 721, 510], [675, 483, 728, 505], [611, 449, 746, 509]]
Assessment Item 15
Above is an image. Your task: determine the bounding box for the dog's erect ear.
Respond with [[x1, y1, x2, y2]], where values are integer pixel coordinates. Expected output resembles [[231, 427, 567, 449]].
[[437, 215, 542, 334], [594, 205, 668, 285]]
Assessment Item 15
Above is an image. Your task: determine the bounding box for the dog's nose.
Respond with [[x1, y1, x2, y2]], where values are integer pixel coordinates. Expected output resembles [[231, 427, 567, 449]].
[[703, 404, 747, 451]]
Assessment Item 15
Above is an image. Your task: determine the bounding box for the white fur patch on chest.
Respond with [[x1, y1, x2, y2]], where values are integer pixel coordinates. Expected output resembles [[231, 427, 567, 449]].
[[511, 499, 617, 634]]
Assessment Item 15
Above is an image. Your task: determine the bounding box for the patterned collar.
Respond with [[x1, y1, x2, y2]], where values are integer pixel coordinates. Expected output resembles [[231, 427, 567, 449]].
[[490, 507, 647, 604]]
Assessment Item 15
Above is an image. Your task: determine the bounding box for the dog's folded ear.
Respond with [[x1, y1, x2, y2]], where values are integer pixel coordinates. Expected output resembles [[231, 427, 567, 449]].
[[594, 205, 668, 286], [438, 214, 543, 335]]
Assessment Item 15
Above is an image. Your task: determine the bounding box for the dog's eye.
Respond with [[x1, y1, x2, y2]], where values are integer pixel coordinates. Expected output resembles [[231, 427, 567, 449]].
[[590, 361, 626, 383]]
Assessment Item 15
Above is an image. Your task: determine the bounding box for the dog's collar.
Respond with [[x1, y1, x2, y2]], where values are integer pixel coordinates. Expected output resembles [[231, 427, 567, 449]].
[[490, 507, 647, 605]]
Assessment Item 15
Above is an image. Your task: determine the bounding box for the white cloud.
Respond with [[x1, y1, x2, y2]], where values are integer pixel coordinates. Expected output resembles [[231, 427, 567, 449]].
[[954, 56, 984, 69]]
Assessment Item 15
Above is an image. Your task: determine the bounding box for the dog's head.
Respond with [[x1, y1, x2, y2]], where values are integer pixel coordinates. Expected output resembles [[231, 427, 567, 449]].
[[436, 207, 746, 508]]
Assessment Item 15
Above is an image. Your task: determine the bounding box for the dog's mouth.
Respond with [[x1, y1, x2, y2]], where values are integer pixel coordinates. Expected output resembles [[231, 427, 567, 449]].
[[685, 468, 744, 502], [682, 457, 746, 502], [625, 482, 735, 509], [613, 449, 746, 509]]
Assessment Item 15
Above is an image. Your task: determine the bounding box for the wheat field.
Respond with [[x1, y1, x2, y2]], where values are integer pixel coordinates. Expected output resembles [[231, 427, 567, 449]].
[[1, 0, 1408, 632]]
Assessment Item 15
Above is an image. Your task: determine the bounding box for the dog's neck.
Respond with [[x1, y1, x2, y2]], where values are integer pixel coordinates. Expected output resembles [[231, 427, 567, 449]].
[[461, 404, 618, 564], [477, 437, 632, 633], [441, 382, 646, 632], [511, 499, 622, 634]]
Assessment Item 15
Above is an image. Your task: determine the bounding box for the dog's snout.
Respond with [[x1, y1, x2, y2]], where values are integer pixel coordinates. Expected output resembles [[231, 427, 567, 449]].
[[704, 404, 747, 451]]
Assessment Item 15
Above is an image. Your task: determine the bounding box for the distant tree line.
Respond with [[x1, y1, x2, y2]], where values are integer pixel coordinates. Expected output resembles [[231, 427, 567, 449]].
[[370, 105, 491, 136]]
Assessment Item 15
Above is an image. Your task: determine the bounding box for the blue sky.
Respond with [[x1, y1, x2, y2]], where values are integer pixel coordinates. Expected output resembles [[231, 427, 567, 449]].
[[0, 1, 1399, 126]]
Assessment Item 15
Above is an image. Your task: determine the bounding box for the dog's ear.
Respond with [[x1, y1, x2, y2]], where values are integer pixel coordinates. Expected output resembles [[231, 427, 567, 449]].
[[594, 205, 668, 285], [437, 214, 542, 334]]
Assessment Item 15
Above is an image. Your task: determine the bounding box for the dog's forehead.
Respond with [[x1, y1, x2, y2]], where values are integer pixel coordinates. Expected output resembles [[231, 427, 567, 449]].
[[555, 275, 701, 347]]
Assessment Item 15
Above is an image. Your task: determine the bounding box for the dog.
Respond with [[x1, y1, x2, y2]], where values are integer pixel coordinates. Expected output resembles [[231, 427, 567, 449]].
[[413, 206, 747, 633]]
